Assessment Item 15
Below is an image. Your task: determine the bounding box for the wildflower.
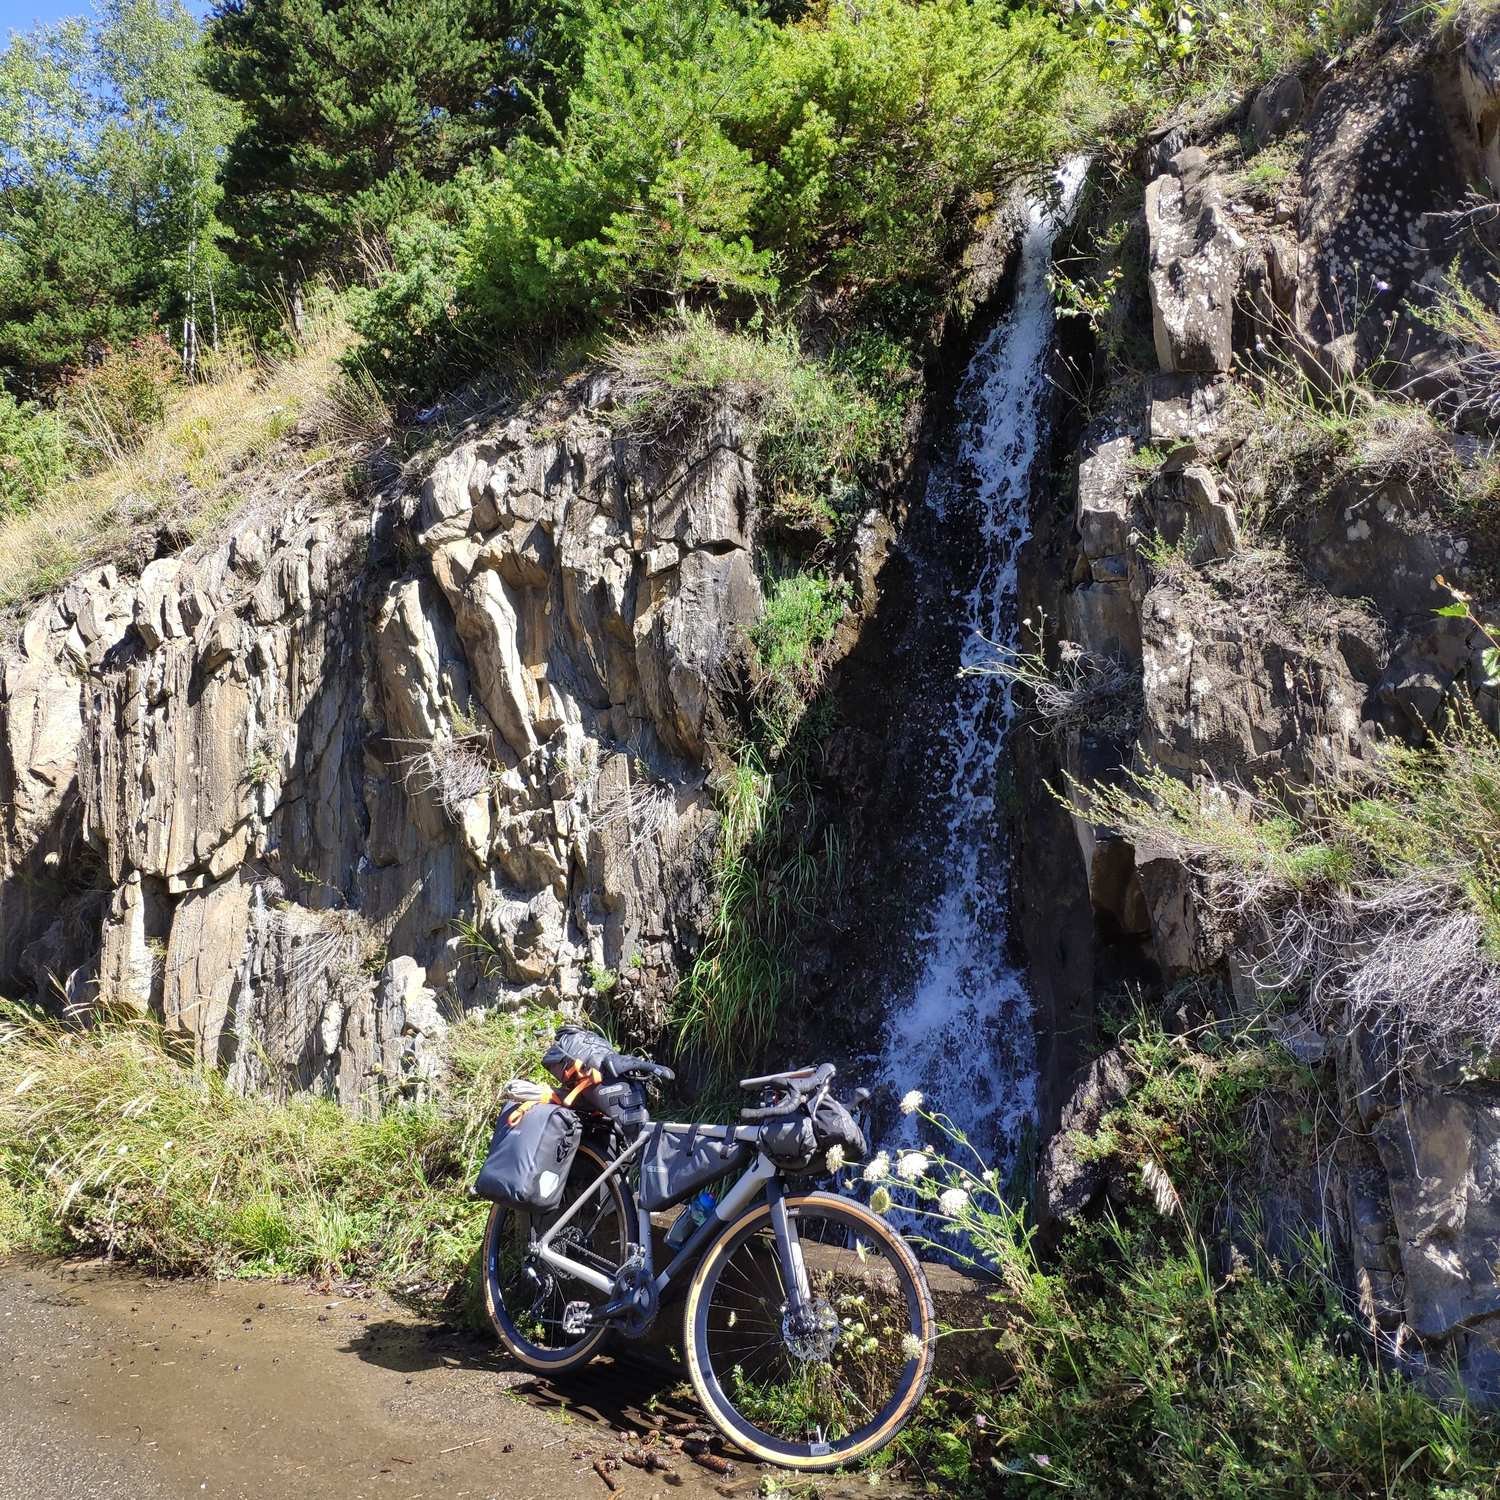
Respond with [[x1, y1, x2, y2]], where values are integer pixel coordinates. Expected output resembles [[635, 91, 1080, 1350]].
[[1035, 1456, 1051, 1469], [870, 1186, 893, 1215], [895, 1151, 929, 1182], [824, 1144, 845, 1173], [863, 1150, 890, 1182], [938, 1186, 969, 1217], [900, 1332, 923, 1361], [899, 1089, 923, 1116]]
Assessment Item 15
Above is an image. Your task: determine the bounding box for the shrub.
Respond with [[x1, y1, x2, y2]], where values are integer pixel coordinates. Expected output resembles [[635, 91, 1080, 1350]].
[[343, 210, 472, 398], [741, 0, 1074, 289], [60, 333, 181, 463], [459, 0, 774, 331], [354, 0, 1080, 387], [0, 389, 69, 512]]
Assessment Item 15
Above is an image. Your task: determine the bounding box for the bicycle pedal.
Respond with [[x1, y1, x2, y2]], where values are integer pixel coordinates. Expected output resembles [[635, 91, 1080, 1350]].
[[562, 1300, 592, 1336]]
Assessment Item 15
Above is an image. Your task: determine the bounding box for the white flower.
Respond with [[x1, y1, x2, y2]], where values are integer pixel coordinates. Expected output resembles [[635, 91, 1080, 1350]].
[[824, 1144, 845, 1173], [863, 1150, 890, 1182], [896, 1151, 929, 1182], [938, 1187, 970, 1217], [900, 1333, 923, 1361], [870, 1186, 893, 1215], [899, 1090, 924, 1116]]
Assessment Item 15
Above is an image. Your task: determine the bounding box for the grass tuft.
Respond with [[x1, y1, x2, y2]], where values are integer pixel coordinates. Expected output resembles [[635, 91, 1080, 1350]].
[[0, 999, 559, 1302]]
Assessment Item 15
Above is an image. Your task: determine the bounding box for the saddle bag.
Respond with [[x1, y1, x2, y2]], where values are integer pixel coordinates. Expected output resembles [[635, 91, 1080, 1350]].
[[759, 1094, 866, 1172], [638, 1125, 753, 1212], [473, 1099, 581, 1211]]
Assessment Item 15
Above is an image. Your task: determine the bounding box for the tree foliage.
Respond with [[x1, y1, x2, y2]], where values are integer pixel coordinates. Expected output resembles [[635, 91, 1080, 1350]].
[[205, 0, 546, 281], [352, 0, 1079, 392], [0, 0, 237, 394]]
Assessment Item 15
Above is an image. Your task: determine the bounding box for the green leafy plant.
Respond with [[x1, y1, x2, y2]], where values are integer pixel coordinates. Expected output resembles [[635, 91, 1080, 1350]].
[[878, 1048, 1500, 1496], [0, 389, 69, 512]]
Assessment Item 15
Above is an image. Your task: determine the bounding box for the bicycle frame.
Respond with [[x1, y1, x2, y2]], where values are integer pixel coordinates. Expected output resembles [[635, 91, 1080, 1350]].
[[532, 1122, 813, 1321]]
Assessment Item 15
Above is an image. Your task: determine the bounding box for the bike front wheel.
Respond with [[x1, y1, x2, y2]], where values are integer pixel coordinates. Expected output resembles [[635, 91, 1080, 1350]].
[[682, 1191, 935, 1470]]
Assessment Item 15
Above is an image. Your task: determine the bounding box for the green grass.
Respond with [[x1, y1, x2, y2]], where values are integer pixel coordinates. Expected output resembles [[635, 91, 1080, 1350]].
[[606, 311, 913, 534], [881, 1014, 1500, 1497], [675, 733, 843, 1083], [749, 569, 848, 756], [1073, 703, 1500, 952], [0, 999, 560, 1304]]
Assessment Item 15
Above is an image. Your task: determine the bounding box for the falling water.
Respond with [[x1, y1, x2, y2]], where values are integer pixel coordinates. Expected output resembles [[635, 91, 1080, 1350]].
[[877, 159, 1088, 1175]]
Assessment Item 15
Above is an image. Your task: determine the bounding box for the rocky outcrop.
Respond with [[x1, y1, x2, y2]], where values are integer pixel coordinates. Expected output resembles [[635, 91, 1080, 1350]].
[[1046, 33, 1500, 1402], [0, 380, 761, 1110], [1145, 146, 1246, 375]]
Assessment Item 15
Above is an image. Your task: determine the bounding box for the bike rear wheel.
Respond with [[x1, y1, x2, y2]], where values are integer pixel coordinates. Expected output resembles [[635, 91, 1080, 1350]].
[[482, 1139, 635, 1372], [683, 1192, 934, 1469]]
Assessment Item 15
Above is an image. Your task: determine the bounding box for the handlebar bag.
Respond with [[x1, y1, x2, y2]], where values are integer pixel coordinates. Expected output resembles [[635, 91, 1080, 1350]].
[[760, 1095, 867, 1172], [639, 1125, 753, 1212], [473, 1100, 581, 1211]]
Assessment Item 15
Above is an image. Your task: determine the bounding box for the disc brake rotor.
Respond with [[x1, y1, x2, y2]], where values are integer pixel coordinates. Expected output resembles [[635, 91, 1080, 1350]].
[[781, 1298, 840, 1362]]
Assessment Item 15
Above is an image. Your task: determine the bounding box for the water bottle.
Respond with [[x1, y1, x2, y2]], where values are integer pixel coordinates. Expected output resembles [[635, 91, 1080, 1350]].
[[665, 1188, 716, 1248]]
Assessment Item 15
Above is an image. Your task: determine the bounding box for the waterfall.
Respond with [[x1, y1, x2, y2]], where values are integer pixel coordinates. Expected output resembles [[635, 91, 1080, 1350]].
[[876, 159, 1088, 1177]]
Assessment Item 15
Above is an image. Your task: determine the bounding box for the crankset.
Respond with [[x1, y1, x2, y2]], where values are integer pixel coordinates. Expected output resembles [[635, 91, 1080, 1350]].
[[578, 1248, 658, 1338]]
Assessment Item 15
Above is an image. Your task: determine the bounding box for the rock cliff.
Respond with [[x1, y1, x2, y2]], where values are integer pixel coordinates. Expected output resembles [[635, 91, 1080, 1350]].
[[1036, 26, 1500, 1400], [0, 379, 760, 1110]]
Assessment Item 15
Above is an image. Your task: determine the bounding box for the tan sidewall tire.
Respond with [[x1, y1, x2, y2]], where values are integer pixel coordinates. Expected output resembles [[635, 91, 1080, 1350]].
[[482, 1140, 627, 1373], [682, 1191, 936, 1470]]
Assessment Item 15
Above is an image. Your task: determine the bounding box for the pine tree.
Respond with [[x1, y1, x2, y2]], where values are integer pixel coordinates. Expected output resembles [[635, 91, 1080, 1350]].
[[205, 0, 543, 283]]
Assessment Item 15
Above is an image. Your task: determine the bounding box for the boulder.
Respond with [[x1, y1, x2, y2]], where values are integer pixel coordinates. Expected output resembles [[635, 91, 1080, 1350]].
[[1145, 147, 1247, 374], [1248, 73, 1306, 150], [1461, 15, 1500, 189], [1039, 1049, 1132, 1227]]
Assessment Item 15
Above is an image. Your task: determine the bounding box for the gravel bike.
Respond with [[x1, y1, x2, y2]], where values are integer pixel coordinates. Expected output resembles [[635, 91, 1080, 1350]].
[[480, 1058, 936, 1470]]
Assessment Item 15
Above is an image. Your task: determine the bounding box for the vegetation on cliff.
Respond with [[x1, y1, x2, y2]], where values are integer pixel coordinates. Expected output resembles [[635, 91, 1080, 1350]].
[[9, 0, 1500, 1493]]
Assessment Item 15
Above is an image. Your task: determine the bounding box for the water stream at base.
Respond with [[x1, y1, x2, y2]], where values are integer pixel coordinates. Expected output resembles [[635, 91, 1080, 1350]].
[[875, 159, 1088, 1180]]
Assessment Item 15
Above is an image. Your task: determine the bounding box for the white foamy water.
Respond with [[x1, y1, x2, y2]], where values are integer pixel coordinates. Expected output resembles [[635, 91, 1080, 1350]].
[[877, 160, 1087, 1175]]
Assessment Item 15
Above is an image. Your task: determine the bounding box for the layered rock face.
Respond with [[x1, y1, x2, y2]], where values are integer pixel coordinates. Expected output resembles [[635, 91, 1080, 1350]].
[[0, 382, 759, 1110], [1043, 38, 1500, 1398]]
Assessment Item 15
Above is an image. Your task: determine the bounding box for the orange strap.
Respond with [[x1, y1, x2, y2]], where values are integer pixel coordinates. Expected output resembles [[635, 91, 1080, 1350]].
[[504, 1096, 542, 1127], [508, 1063, 601, 1122], [560, 1061, 603, 1107]]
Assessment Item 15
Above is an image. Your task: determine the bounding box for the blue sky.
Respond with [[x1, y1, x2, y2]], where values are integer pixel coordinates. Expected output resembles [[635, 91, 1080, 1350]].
[[3, 0, 209, 35]]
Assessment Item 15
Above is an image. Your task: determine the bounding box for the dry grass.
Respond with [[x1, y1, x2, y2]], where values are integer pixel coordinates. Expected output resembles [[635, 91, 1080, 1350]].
[[965, 634, 1142, 740], [1074, 707, 1500, 1071], [0, 306, 363, 614]]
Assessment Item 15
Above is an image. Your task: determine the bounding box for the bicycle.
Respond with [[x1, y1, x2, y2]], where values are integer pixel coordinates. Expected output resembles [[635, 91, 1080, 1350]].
[[479, 1056, 936, 1471]]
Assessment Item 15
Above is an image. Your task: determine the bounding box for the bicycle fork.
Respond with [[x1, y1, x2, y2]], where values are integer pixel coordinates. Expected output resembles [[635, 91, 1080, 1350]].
[[766, 1179, 813, 1319]]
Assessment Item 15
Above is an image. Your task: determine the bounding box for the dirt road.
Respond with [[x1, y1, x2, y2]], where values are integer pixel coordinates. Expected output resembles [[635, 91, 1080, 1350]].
[[0, 1260, 882, 1500]]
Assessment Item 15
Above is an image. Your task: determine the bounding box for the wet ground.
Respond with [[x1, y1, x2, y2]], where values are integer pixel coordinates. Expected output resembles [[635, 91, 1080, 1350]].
[[0, 1260, 894, 1500]]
